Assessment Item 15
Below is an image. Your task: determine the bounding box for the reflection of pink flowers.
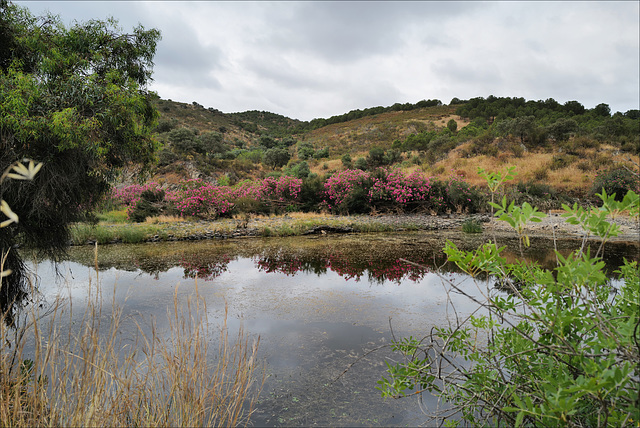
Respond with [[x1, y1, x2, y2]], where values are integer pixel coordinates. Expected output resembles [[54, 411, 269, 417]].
[[253, 250, 431, 284], [180, 253, 232, 281]]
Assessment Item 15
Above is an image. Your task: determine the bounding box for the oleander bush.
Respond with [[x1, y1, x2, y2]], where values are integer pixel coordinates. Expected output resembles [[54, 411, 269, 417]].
[[590, 167, 640, 202]]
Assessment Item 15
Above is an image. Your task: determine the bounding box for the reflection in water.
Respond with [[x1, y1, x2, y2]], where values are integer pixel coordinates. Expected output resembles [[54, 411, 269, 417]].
[[253, 248, 435, 284], [23, 231, 639, 426], [180, 253, 232, 281]]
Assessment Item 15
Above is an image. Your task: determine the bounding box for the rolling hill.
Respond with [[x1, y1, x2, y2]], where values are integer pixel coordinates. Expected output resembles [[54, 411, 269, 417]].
[[145, 96, 639, 197]]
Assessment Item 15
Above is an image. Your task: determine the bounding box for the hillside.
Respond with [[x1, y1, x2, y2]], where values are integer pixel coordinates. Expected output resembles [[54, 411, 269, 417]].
[[145, 96, 639, 198]]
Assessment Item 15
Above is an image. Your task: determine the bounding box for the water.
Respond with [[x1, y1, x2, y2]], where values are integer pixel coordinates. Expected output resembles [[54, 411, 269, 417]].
[[24, 231, 639, 426]]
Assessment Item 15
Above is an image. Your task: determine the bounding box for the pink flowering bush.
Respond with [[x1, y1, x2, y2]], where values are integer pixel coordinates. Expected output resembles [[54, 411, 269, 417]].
[[110, 170, 482, 221], [368, 169, 434, 212], [169, 185, 235, 218], [112, 176, 303, 220], [323, 169, 372, 213], [113, 182, 163, 206], [323, 168, 482, 215]]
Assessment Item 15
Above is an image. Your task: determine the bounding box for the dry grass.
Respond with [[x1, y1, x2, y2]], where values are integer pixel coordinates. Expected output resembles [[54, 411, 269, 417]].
[[0, 252, 262, 427], [286, 212, 331, 220], [145, 214, 187, 224], [422, 142, 640, 195]]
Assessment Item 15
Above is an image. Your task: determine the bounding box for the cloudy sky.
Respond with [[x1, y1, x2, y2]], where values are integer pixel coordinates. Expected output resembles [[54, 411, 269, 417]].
[[16, 1, 640, 121]]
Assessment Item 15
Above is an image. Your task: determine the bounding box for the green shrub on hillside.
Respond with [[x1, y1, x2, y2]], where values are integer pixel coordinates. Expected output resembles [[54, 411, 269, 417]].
[[590, 167, 640, 201]]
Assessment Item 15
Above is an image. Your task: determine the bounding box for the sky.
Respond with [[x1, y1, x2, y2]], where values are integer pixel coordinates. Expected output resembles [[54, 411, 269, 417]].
[[15, 1, 640, 121]]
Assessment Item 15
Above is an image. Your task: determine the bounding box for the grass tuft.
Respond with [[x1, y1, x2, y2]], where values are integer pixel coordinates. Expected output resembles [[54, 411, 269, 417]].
[[461, 218, 483, 234], [1, 266, 262, 426]]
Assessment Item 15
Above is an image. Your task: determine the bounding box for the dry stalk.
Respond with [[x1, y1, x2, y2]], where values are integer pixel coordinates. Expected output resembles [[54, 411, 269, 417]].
[[0, 260, 263, 427]]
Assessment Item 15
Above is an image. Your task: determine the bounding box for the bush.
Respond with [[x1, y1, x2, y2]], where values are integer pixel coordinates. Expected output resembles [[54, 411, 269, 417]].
[[550, 154, 576, 170], [590, 167, 640, 201], [354, 157, 368, 170], [297, 174, 325, 212], [323, 169, 372, 214], [461, 218, 483, 233], [379, 189, 640, 427], [445, 176, 484, 213], [341, 153, 352, 169], [129, 189, 166, 223], [284, 161, 311, 179], [313, 147, 330, 159]]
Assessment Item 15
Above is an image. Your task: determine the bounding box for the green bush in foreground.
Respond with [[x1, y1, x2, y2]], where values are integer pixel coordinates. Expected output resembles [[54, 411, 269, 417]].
[[379, 173, 640, 426]]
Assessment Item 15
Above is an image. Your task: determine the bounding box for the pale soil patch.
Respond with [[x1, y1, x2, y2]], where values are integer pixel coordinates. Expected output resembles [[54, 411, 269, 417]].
[[437, 114, 470, 129]]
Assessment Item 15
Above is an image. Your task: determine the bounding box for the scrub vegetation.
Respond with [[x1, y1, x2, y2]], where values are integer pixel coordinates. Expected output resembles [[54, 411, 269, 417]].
[[378, 169, 640, 427]]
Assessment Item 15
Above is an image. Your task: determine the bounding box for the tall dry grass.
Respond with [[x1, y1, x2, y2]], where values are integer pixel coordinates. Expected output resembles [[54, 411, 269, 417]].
[[0, 247, 261, 427]]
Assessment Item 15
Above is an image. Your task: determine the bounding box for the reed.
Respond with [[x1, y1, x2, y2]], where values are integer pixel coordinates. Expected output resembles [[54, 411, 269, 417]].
[[0, 253, 262, 427]]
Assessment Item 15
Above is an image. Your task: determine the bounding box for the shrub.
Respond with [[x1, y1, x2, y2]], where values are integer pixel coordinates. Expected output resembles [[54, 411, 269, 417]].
[[341, 154, 353, 169], [379, 188, 640, 427], [298, 174, 325, 212], [323, 169, 372, 214], [445, 175, 484, 213], [284, 161, 310, 179], [550, 154, 576, 170], [461, 218, 483, 233], [129, 189, 166, 223], [313, 147, 330, 159], [590, 167, 640, 201], [354, 157, 368, 170]]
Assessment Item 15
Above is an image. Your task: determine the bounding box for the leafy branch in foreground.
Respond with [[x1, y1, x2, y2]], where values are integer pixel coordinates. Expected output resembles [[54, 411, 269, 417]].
[[478, 166, 516, 215], [1, 159, 42, 320], [379, 167, 640, 426]]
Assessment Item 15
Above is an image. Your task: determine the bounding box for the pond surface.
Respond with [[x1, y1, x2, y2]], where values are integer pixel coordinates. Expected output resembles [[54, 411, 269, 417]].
[[26, 231, 639, 426]]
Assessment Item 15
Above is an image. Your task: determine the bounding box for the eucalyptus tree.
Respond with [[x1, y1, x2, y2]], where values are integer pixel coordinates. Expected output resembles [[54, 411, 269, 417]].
[[0, 0, 161, 318]]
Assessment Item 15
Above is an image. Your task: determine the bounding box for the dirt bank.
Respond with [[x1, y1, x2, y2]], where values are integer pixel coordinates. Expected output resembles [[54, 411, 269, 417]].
[[133, 212, 639, 244]]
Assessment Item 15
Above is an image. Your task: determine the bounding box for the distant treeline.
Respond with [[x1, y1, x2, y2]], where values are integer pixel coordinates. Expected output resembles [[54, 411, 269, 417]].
[[307, 99, 444, 129], [229, 110, 305, 137], [455, 95, 639, 122], [226, 99, 446, 136]]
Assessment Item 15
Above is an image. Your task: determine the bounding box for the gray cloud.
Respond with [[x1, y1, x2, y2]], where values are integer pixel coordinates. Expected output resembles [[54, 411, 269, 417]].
[[152, 20, 223, 89], [14, 1, 640, 120], [262, 2, 478, 63]]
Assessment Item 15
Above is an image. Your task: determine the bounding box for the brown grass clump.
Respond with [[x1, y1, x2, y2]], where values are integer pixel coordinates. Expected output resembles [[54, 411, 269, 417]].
[[0, 255, 262, 427], [287, 212, 330, 220], [145, 214, 187, 224]]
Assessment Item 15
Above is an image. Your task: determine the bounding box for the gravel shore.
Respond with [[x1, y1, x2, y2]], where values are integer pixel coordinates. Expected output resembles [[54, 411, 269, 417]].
[[83, 211, 639, 246], [158, 212, 639, 243]]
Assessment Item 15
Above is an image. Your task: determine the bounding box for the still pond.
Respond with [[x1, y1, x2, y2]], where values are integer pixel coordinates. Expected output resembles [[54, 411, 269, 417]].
[[27, 231, 639, 426]]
